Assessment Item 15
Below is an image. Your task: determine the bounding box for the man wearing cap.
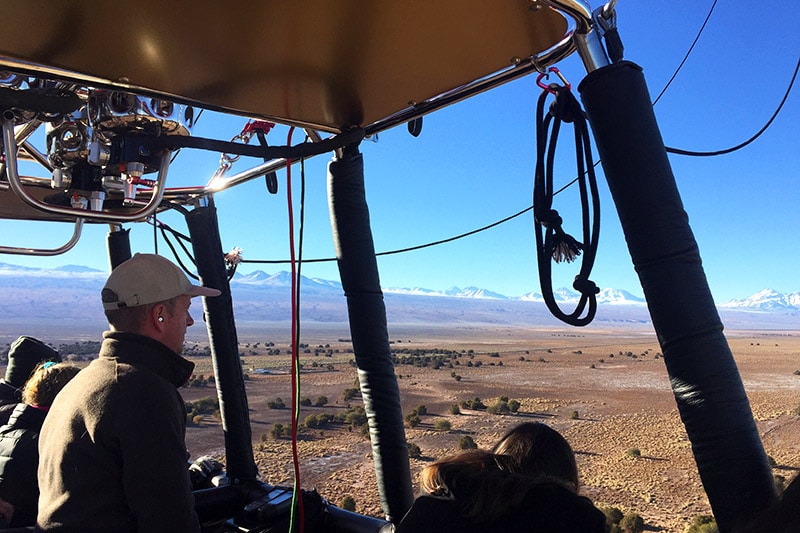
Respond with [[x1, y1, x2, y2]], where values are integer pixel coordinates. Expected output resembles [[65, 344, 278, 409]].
[[0, 336, 60, 426], [37, 253, 220, 532]]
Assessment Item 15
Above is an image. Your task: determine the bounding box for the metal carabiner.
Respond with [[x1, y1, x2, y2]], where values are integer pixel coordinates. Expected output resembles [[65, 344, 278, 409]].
[[536, 67, 571, 94]]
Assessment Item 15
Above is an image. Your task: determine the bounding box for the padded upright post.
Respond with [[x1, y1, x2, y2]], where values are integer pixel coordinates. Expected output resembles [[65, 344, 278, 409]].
[[327, 143, 414, 523], [579, 61, 777, 530], [106, 226, 131, 270], [187, 203, 257, 482]]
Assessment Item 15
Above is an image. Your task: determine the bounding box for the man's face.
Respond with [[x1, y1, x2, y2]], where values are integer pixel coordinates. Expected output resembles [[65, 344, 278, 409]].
[[162, 294, 194, 354]]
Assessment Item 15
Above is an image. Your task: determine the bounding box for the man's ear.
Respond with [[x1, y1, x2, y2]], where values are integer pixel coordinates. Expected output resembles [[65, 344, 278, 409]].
[[149, 303, 168, 331]]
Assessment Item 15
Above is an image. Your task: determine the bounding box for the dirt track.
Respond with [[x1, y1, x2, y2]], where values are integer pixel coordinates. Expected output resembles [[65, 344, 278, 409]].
[[183, 326, 800, 532]]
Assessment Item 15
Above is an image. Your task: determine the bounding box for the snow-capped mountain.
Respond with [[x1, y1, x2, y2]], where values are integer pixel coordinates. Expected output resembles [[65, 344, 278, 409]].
[[443, 286, 507, 299], [231, 270, 342, 292], [516, 288, 645, 305], [719, 289, 800, 312], [597, 288, 647, 305], [0, 262, 796, 328], [519, 291, 544, 302]]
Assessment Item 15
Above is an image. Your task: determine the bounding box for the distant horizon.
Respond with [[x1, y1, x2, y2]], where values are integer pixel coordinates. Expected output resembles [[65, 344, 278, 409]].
[[2, 258, 800, 306]]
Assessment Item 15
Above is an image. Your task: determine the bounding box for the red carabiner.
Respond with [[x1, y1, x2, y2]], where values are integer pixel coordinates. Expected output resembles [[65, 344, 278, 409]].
[[536, 67, 571, 93], [242, 120, 276, 135]]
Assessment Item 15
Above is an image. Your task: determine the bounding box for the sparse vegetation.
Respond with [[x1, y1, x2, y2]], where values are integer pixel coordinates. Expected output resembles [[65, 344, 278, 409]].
[[340, 495, 356, 512], [270, 423, 290, 439], [626, 448, 642, 458], [458, 436, 477, 450], [267, 398, 286, 409], [186, 374, 209, 387], [142, 335, 800, 531], [686, 515, 718, 533], [600, 506, 623, 529], [433, 419, 451, 432], [487, 399, 511, 415], [459, 397, 486, 411], [342, 387, 360, 401], [315, 395, 329, 407], [619, 512, 644, 533], [405, 413, 421, 428], [407, 442, 422, 459], [186, 396, 219, 422]]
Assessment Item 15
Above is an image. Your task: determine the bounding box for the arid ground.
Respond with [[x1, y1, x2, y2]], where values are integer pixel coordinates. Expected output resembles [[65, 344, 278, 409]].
[[176, 323, 800, 533]]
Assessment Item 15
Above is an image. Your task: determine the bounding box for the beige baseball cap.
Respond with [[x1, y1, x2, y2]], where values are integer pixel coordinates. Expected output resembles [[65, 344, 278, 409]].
[[101, 253, 221, 310]]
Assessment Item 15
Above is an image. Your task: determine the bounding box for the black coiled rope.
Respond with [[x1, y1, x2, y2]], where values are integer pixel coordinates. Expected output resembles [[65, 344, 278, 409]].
[[533, 84, 601, 326]]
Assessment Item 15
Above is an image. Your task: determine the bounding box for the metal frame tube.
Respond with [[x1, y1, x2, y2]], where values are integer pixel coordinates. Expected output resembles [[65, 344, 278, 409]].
[[0, 218, 83, 255]]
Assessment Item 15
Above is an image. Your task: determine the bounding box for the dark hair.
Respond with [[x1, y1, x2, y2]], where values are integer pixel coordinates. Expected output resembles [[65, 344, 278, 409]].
[[22, 362, 80, 408], [492, 422, 580, 491], [420, 450, 534, 521]]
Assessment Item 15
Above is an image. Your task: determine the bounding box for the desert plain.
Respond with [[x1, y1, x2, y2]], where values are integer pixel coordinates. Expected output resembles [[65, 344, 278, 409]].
[[174, 322, 800, 533], [3, 320, 797, 532]]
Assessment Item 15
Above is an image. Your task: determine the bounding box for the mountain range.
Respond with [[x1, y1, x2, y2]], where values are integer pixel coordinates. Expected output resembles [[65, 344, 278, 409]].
[[0, 262, 797, 330]]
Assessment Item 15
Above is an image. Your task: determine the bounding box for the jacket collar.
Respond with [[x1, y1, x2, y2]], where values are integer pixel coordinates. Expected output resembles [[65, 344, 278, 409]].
[[100, 331, 195, 388], [8, 403, 47, 427]]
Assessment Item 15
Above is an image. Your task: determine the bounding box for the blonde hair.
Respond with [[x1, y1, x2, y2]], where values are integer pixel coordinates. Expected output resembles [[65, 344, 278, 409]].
[[21, 362, 80, 408]]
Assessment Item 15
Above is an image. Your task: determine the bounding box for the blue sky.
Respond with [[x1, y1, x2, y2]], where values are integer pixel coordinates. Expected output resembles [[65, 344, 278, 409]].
[[4, 1, 799, 303]]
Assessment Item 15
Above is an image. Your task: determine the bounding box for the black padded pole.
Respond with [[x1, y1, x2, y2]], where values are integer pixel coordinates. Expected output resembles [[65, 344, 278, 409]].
[[186, 203, 257, 482], [327, 143, 414, 523], [106, 226, 131, 270], [579, 61, 777, 530]]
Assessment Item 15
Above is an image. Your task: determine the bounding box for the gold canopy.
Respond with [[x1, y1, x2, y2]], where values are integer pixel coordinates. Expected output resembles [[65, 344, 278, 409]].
[[0, 1, 569, 132]]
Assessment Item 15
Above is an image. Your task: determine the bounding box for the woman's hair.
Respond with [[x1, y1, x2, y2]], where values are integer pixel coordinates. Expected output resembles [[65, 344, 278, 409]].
[[21, 362, 81, 408], [419, 423, 581, 522], [420, 450, 534, 521], [492, 422, 580, 491]]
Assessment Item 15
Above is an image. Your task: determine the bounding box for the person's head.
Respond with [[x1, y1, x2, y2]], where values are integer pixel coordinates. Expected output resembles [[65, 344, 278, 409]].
[[101, 253, 221, 353], [420, 449, 550, 521], [492, 422, 579, 491], [22, 362, 80, 408], [420, 449, 499, 497], [4, 336, 61, 388]]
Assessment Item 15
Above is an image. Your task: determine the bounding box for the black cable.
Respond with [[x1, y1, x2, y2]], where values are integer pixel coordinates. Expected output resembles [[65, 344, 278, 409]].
[[665, 54, 800, 156], [238, 204, 534, 266], [145, 215, 201, 280], [652, 0, 718, 106], [159, 224, 200, 280]]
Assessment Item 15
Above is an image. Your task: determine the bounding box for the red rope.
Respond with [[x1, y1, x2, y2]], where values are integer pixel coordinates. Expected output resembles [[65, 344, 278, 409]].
[[285, 126, 304, 532]]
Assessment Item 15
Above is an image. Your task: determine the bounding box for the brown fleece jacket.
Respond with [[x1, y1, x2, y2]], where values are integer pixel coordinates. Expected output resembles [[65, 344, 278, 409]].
[[37, 331, 199, 532]]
